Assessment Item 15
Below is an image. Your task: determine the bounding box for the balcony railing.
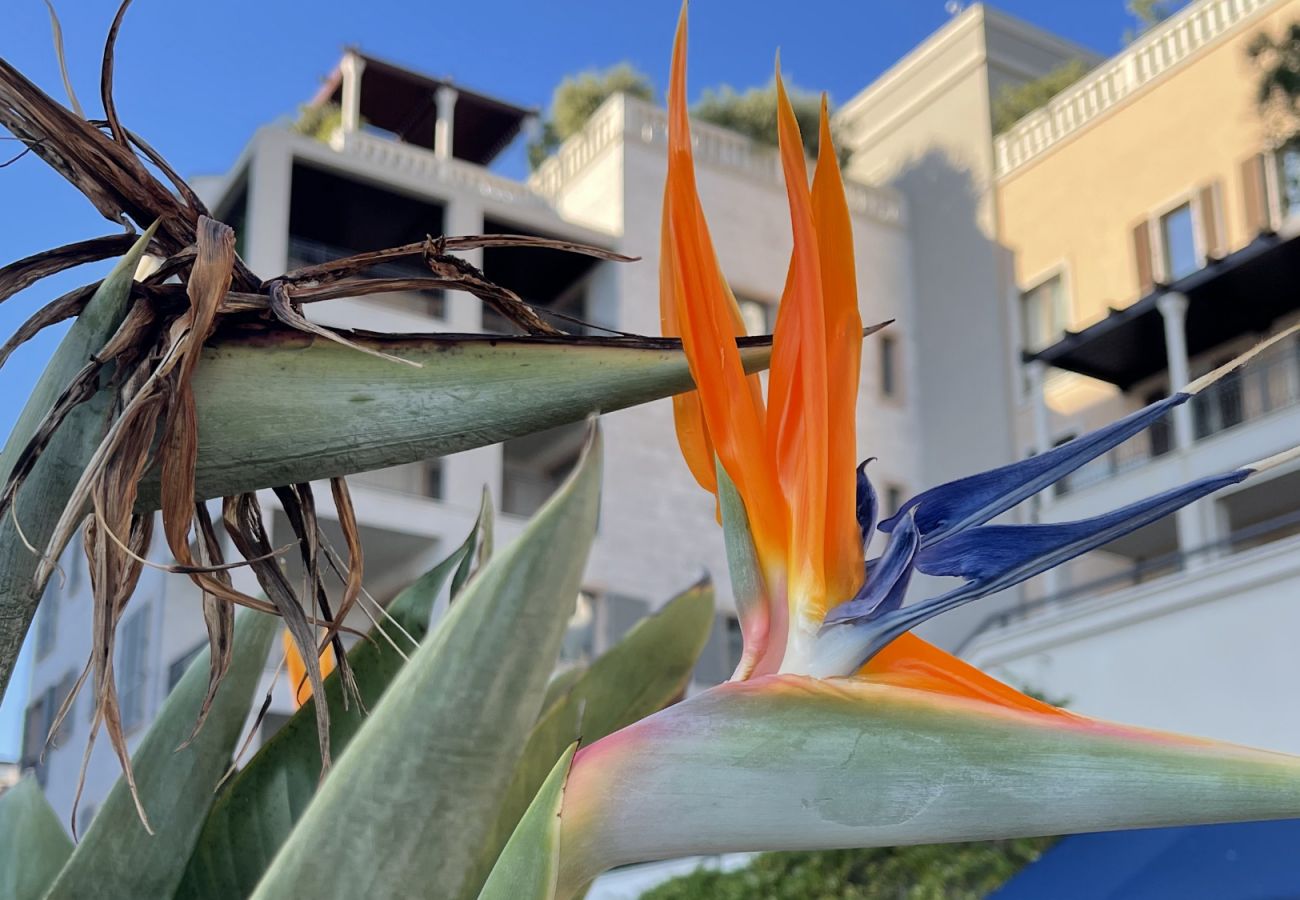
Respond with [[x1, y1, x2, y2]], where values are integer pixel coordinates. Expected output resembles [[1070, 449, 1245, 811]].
[[994, 0, 1274, 177], [1057, 340, 1300, 494], [529, 95, 904, 227], [287, 236, 445, 319], [332, 128, 552, 209], [959, 505, 1300, 653]]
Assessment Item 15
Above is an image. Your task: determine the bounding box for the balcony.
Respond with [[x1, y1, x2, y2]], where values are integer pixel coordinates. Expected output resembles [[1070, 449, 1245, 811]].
[[994, 0, 1274, 177], [1059, 337, 1300, 494], [529, 94, 904, 228]]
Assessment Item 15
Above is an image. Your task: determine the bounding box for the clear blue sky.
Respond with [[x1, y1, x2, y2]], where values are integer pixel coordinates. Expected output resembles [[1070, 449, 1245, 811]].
[[0, 0, 1155, 757]]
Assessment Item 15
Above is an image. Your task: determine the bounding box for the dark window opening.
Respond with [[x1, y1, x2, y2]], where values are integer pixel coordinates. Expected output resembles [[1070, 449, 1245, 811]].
[[287, 163, 445, 318]]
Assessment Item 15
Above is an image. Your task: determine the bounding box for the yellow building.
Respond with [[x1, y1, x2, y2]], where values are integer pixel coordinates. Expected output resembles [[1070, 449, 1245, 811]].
[[990, 0, 1300, 602]]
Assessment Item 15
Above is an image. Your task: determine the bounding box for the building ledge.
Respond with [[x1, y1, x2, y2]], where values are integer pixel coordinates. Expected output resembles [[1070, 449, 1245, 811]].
[[994, 0, 1275, 178]]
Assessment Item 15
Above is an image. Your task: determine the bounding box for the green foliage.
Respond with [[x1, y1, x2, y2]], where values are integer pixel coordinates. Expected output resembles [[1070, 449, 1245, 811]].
[[991, 60, 1090, 134], [46, 610, 278, 900], [529, 64, 654, 168], [691, 82, 826, 157], [1124, 0, 1182, 43], [642, 838, 1057, 900], [175, 511, 487, 898], [291, 102, 350, 141], [465, 581, 715, 899], [249, 427, 603, 898], [0, 778, 73, 900], [1249, 23, 1300, 142]]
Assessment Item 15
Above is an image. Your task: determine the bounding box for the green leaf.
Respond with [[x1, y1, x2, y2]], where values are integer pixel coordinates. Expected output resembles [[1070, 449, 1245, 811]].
[[136, 332, 775, 507], [175, 518, 483, 899], [478, 745, 576, 900], [549, 675, 1300, 894], [0, 225, 156, 698], [462, 581, 715, 899], [452, 486, 494, 600], [715, 460, 768, 680], [249, 423, 603, 900], [0, 777, 73, 900], [44, 608, 277, 900]]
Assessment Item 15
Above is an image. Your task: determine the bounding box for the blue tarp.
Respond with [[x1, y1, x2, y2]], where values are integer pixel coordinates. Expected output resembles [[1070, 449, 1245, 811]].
[[992, 819, 1300, 899]]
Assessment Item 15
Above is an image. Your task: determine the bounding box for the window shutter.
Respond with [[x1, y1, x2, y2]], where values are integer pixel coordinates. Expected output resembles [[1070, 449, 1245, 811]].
[[1240, 153, 1269, 235], [1198, 182, 1222, 258], [1132, 220, 1154, 294]]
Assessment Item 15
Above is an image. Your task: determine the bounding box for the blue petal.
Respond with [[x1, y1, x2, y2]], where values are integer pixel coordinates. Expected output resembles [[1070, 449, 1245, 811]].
[[879, 393, 1187, 545], [856, 459, 879, 556], [833, 468, 1250, 671], [824, 510, 919, 625]]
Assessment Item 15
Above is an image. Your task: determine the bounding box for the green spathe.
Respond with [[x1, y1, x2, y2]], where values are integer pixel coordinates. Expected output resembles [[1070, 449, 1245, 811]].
[[491, 676, 1300, 897]]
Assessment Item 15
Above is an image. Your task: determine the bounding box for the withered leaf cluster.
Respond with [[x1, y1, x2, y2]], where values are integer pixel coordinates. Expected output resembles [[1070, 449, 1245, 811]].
[[0, 0, 633, 829]]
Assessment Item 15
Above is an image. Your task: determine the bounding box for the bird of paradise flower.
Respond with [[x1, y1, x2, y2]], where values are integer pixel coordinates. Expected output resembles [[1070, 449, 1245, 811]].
[[482, 8, 1300, 897]]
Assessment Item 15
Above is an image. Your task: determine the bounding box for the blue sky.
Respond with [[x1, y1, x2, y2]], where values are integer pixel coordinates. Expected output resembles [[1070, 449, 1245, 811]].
[[0, 0, 1156, 757]]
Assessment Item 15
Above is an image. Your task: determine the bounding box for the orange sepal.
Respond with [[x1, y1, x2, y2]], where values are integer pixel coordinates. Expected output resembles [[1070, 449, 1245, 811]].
[[859, 632, 1070, 719], [767, 66, 830, 626], [664, 9, 788, 570], [283, 628, 336, 708], [810, 97, 865, 608]]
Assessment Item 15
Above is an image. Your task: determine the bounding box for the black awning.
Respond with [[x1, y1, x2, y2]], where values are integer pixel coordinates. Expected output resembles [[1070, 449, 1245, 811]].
[[1027, 232, 1300, 390]]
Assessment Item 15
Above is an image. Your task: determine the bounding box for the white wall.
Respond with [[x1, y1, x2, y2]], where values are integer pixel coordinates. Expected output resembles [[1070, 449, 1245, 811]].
[[968, 534, 1300, 754]]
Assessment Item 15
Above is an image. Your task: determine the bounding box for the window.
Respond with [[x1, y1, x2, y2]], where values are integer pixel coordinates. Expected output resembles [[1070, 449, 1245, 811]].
[[879, 334, 899, 399], [1019, 274, 1068, 353], [167, 640, 207, 693], [424, 459, 444, 501], [884, 484, 905, 518], [737, 296, 775, 336], [1159, 203, 1199, 281], [35, 585, 58, 661], [1274, 142, 1300, 222], [21, 671, 76, 785], [559, 591, 597, 665], [117, 607, 151, 734], [1145, 391, 1173, 457], [724, 617, 744, 677]]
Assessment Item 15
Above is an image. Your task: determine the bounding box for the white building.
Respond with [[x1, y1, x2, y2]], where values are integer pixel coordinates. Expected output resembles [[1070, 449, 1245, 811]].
[[19, 3, 1298, 876], [17, 48, 917, 826]]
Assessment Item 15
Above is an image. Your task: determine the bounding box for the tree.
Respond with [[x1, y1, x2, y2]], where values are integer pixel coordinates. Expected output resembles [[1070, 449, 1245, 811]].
[[528, 63, 654, 169], [1124, 0, 1183, 44], [1248, 23, 1300, 144], [641, 838, 1057, 900], [991, 60, 1090, 134], [691, 82, 827, 158]]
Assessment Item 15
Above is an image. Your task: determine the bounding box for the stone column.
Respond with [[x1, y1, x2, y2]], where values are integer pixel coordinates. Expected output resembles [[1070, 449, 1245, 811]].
[[1157, 291, 1214, 561], [340, 52, 365, 136], [434, 85, 458, 160]]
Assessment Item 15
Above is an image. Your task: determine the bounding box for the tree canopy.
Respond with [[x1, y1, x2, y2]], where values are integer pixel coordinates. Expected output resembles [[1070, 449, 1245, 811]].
[[691, 82, 827, 158], [642, 838, 1056, 900], [527, 64, 836, 169], [991, 60, 1090, 134], [1249, 23, 1300, 143], [527, 64, 654, 169]]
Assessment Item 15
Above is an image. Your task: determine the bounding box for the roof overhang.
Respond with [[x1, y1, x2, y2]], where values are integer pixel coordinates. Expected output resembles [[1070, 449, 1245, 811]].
[[312, 50, 537, 166], [1026, 231, 1300, 390]]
